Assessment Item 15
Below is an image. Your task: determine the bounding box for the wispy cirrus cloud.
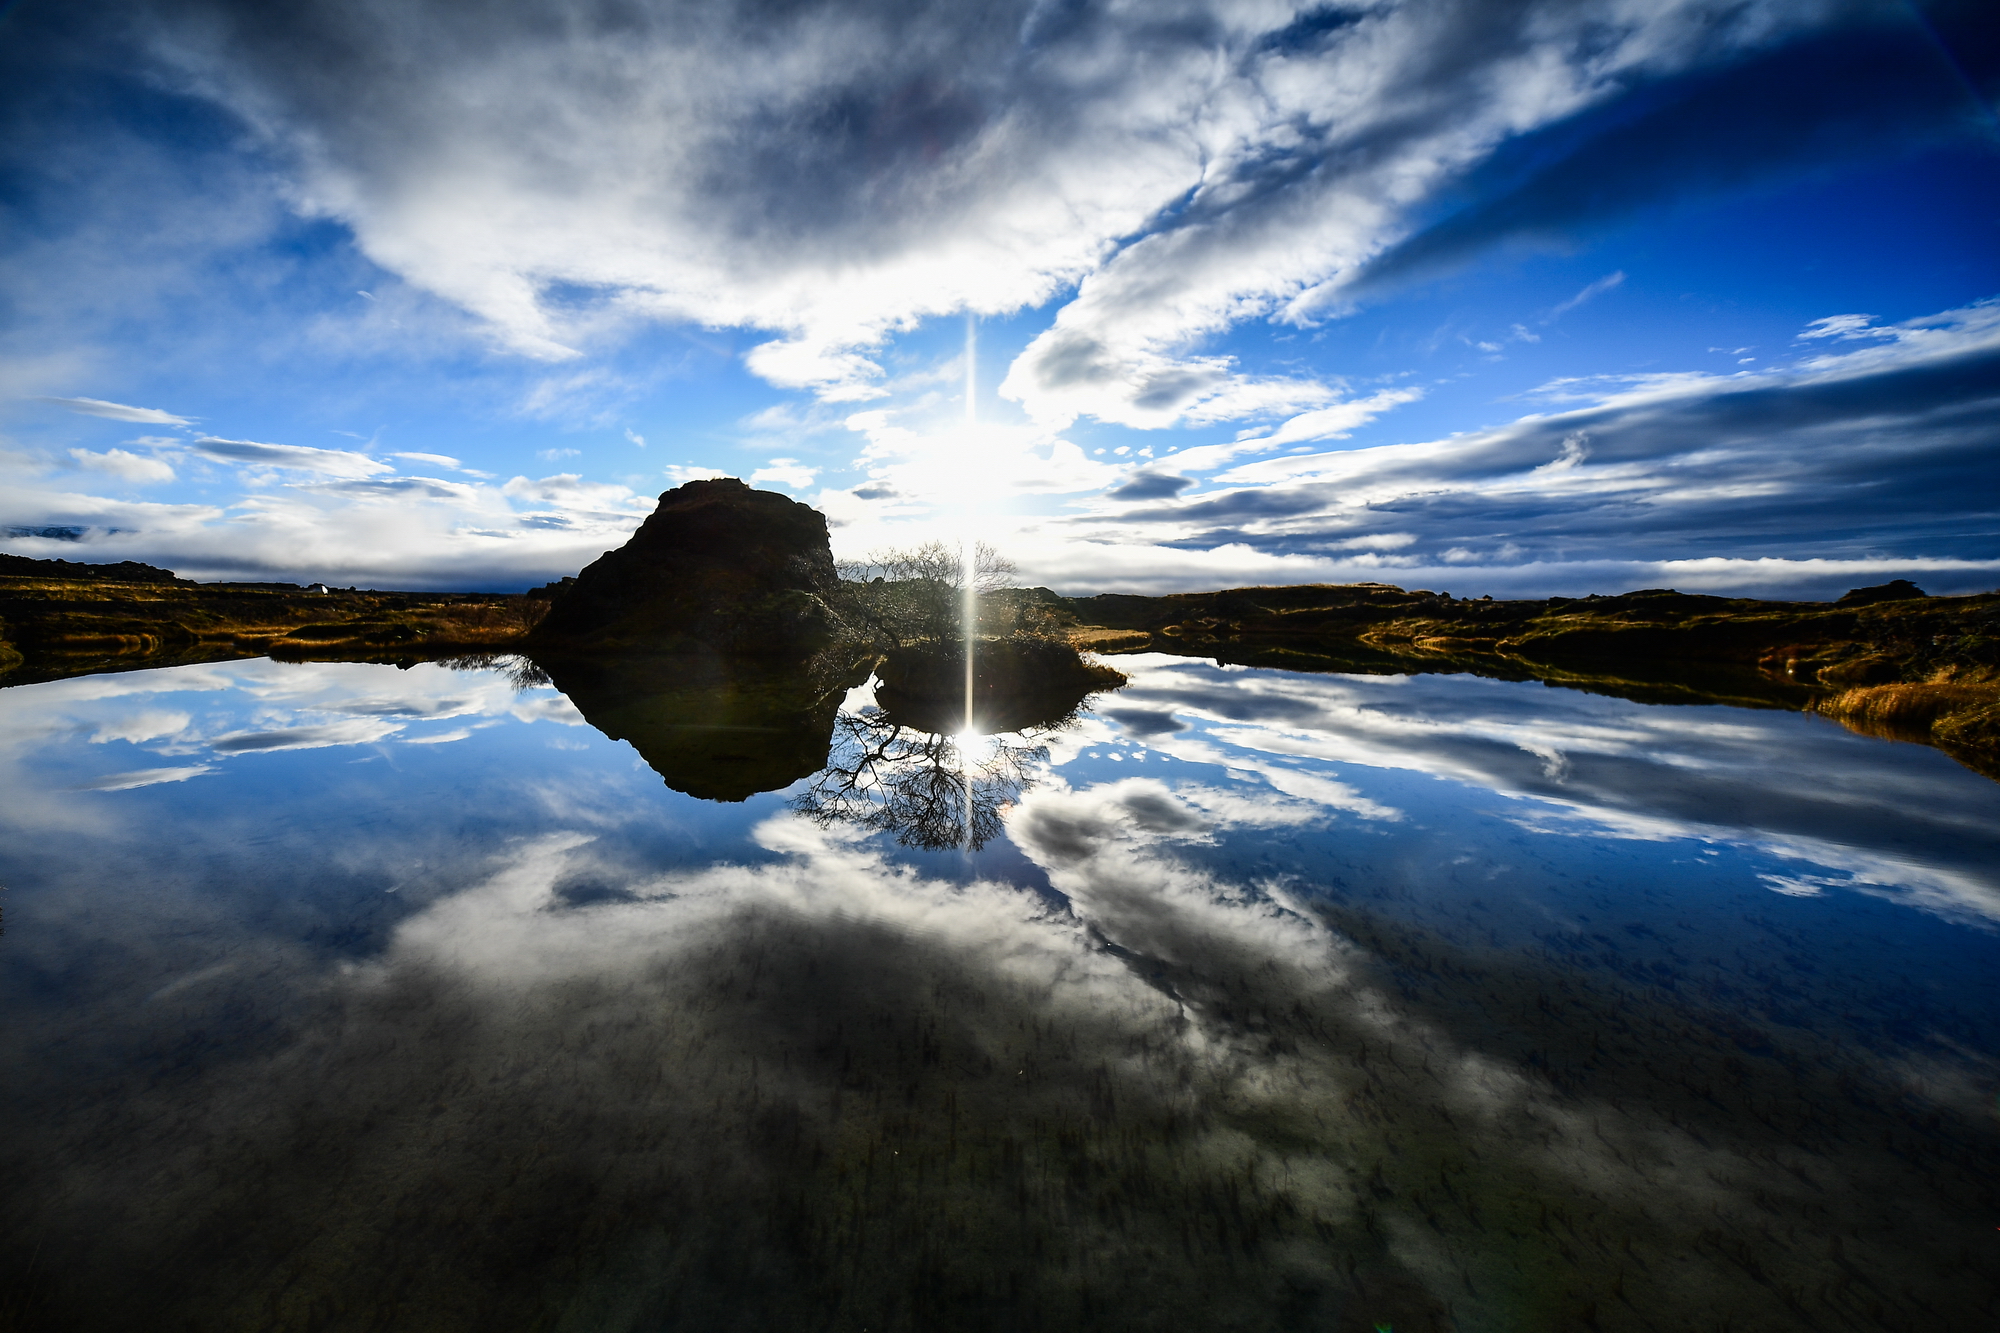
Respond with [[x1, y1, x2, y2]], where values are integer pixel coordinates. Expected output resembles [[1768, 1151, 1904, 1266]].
[[1333, 18, 1995, 304], [36, 395, 192, 425], [190, 436, 393, 477], [73, 764, 215, 790], [1548, 270, 1625, 320]]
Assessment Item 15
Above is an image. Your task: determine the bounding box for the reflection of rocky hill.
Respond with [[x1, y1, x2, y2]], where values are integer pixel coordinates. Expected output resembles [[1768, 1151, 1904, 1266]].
[[539, 653, 842, 803]]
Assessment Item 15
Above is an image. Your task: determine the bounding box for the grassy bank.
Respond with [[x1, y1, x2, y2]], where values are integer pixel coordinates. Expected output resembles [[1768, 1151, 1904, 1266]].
[[0, 566, 549, 686], [1053, 581, 2000, 767], [8, 557, 1998, 774]]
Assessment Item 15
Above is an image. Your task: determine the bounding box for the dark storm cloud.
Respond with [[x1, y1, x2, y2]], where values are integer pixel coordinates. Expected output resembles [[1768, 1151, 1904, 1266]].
[[1105, 471, 1194, 501]]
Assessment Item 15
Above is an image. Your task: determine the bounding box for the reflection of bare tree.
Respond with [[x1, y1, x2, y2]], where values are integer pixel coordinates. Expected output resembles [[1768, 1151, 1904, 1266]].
[[790, 707, 1077, 851], [436, 651, 551, 690]]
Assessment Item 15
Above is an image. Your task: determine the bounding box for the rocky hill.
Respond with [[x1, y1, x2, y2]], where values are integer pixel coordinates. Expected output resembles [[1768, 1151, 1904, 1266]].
[[529, 477, 839, 657]]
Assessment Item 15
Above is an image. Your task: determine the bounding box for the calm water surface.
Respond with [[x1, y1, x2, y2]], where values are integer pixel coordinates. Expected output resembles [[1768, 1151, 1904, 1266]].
[[2, 653, 1996, 1331]]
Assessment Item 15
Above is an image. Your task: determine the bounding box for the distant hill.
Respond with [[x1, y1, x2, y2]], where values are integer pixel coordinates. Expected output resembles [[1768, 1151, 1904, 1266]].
[[0, 553, 189, 584]]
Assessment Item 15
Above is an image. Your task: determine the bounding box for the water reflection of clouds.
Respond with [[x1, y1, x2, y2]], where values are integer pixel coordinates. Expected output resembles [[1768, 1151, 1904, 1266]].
[[0, 660, 597, 858], [2, 658, 586, 792], [21, 781, 1981, 1326], [4, 657, 1998, 1327], [1087, 654, 2000, 923]]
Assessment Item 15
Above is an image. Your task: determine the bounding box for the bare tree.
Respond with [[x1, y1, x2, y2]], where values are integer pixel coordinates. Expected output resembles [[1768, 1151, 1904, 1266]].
[[833, 540, 1020, 649]]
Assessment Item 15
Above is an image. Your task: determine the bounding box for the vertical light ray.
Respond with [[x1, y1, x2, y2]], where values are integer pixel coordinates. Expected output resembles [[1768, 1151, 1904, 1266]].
[[961, 314, 978, 853]]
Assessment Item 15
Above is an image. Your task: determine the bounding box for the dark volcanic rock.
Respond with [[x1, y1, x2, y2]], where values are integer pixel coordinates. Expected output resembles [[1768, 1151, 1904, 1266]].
[[529, 478, 838, 656]]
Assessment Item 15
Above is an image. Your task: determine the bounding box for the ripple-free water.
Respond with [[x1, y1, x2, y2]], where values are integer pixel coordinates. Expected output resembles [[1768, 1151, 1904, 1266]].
[[2, 654, 1996, 1331]]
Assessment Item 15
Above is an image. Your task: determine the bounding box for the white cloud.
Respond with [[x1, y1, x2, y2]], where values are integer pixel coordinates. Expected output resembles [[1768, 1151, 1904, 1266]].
[[36, 396, 192, 424], [209, 718, 405, 751], [90, 709, 192, 745], [74, 765, 215, 790], [664, 465, 732, 485], [1799, 313, 1882, 340], [0, 450, 657, 587], [68, 447, 176, 484], [499, 472, 648, 513], [1233, 387, 1428, 452], [844, 414, 1119, 507], [392, 450, 463, 469], [1009, 297, 2000, 596], [134, 0, 1827, 425], [748, 458, 818, 490], [14, 298, 2000, 598]]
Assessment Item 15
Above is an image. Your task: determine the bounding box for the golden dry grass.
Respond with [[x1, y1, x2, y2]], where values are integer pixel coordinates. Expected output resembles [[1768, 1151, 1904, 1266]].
[[1067, 626, 1152, 652], [1813, 681, 2000, 749]]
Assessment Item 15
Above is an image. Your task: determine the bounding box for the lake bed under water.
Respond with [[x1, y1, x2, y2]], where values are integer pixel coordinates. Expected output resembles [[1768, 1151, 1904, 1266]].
[[2, 653, 1996, 1331]]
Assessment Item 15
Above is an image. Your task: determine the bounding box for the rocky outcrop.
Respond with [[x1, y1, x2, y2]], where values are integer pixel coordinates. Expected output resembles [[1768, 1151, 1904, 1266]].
[[529, 478, 838, 656], [1835, 579, 1928, 606]]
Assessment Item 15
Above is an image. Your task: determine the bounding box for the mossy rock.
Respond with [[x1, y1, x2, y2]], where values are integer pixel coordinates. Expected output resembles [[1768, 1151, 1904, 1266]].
[[875, 637, 1126, 734]]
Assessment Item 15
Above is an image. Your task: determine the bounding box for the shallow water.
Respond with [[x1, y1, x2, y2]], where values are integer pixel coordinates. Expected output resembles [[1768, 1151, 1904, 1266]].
[[1, 653, 1996, 1331]]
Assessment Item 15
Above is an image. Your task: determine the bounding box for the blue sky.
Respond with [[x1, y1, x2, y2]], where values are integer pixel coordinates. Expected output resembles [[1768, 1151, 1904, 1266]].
[[2, 0, 1996, 595]]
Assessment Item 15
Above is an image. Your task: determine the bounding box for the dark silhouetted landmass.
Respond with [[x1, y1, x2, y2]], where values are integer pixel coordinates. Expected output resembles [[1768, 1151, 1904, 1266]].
[[528, 477, 839, 657], [0, 553, 189, 584]]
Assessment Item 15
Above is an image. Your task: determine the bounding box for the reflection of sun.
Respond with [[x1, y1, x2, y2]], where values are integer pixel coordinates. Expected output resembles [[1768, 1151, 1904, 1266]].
[[951, 728, 998, 768]]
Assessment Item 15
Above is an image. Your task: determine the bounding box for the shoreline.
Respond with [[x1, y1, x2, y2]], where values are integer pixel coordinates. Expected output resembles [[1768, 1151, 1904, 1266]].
[[4, 557, 1995, 776]]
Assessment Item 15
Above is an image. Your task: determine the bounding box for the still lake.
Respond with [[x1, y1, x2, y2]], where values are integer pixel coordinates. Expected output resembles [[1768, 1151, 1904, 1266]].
[[2, 652, 1996, 1332]]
